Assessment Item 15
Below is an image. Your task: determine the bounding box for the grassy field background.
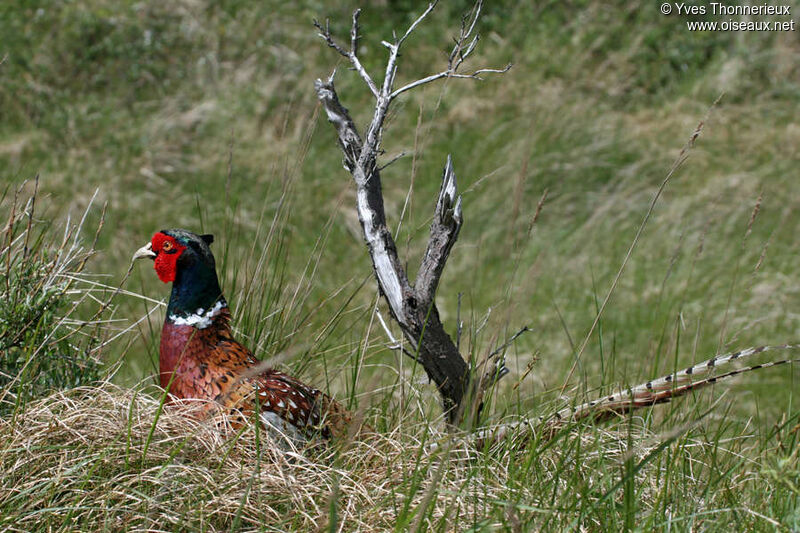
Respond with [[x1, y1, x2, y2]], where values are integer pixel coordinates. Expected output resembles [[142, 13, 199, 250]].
[[2, 0, 800, 530]]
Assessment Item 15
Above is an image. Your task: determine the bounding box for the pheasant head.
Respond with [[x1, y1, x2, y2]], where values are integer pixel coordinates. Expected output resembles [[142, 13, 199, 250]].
[[134, 229, 224, 326]]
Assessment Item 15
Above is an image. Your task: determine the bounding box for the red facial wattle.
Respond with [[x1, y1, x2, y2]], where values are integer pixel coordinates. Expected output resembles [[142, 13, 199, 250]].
[[151, 232, 186, 283]]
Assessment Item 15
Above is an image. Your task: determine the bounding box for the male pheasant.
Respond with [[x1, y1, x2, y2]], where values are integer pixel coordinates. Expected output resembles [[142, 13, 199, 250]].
[[133, 229, 353, 444]]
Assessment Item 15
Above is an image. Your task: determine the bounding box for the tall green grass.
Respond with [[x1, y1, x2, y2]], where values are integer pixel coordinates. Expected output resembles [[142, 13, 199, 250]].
[[2, 0, 800, 529]]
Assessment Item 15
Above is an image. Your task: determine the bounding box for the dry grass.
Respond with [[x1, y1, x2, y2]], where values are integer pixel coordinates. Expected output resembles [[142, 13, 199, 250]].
[[8, 381, 792, 531], [2, 381, 682, 532]]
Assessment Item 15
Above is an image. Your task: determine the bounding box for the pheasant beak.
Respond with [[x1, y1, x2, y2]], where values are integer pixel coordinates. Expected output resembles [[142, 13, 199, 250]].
[[132, 242, 157, 261]]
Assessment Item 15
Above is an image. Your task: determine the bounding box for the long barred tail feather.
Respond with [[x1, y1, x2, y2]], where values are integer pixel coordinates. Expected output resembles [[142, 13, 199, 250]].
[[437, 344, 799, 451], [546, 344, 800, 429]]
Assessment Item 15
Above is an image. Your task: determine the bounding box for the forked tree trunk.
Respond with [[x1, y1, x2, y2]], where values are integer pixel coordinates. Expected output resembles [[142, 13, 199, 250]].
[[316, 79, 469, 422], [313, 2, 509, 424]]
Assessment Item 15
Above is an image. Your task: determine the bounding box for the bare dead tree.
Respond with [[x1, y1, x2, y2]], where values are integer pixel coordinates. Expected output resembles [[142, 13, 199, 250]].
[[313, 2, 510, 425], [312, 2, 800, 450]]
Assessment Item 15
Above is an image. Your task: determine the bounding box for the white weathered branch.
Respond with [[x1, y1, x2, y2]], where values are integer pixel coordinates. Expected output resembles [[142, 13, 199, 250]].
[[315, 0, 510, 108], [315, 74, 469, 420], [378, 151, 410, 171], [391, 64, 512, 99], [376, 309, 418, 361], [477, 326, 531, 394], [398, 2, 438, 46], [314, 1, 509, 424], [415, 155, 463, 305], [313, 11, 379, 98], [314, 75, 409, 323], [387, 1, 511, 99]]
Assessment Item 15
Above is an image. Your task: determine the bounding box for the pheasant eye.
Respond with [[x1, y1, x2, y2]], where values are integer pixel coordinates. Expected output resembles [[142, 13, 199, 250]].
[[162, 241, 173, 252]]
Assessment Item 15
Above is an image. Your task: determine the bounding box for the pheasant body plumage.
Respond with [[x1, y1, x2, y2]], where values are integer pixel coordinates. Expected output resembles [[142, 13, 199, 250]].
[[135, 229, 351, 443]]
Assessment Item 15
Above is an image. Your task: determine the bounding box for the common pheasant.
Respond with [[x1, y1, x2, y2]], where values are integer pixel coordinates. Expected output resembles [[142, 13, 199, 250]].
[[133, 229, 354, 444]]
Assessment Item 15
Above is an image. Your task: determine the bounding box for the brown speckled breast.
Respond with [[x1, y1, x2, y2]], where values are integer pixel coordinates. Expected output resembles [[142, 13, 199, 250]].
[[158, 310, 350, 439]]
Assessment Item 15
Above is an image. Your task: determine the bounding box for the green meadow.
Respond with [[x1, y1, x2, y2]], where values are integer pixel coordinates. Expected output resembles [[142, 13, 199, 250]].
[[2, 1, 800, 530]]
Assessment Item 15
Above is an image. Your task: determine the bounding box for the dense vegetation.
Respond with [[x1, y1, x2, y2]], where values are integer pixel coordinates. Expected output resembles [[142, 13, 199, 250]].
[[2, 0, 799, 530], [0, 188, 103, 415]]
